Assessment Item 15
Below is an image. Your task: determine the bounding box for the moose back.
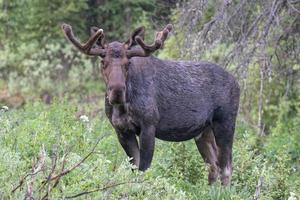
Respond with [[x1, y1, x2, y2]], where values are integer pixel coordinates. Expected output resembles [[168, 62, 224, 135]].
[[62, 23, 240, 185]]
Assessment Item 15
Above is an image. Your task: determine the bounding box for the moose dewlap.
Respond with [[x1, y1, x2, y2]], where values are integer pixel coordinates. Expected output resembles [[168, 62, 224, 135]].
[[62, 23, 240, 185]]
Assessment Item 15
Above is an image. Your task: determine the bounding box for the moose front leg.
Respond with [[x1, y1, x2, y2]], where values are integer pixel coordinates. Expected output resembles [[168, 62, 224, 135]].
[[116, 131, 140, 167], [138, 125, 156, 171]]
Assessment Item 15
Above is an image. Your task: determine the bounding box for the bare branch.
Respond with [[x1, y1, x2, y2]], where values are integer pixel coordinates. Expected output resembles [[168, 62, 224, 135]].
[[257, 60, 266, 136], [202, 0, 230, 39], [24, 145, 46, 200], [287, 0, 300, 14], [12, 146, 46, 193], [253, 176, 263, 200], [12, 134, 108, 199], [42, 134, 108, 183], [262, 0, 285, 39], [65, 180, 146, 199]]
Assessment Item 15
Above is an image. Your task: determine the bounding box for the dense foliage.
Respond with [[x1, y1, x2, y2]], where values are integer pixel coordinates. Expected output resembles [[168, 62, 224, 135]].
[[0, 0, 175, 101], [0, 0, 299, 199], [0, 102, 299, 199]]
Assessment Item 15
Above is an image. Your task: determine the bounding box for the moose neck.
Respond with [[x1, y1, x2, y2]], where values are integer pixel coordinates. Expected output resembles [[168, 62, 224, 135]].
[[110, 56, 161, 115], [127, 56, 158, 89]]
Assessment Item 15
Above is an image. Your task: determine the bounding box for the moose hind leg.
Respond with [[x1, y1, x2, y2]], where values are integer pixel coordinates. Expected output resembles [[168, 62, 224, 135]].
[[212, 119, 235, 186], [195, 127, 219, 184]]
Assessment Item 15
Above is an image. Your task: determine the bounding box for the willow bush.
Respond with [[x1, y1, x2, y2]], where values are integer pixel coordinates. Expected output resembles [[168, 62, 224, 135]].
[[0, 102, 299, 199]]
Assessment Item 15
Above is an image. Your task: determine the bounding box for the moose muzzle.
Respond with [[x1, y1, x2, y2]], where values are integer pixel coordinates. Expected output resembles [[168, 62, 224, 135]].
[[108, 84, 126, 105]]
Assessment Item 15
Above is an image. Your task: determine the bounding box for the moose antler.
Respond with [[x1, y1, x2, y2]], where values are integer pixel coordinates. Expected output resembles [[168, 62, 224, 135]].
[[61, 23, 106, 57], [126, 24, 173, 58]]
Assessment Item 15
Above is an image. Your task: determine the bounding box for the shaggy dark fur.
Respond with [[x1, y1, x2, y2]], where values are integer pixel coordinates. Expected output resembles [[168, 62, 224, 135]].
[[104, 55, 240, 185], [62, 24, 240, 185]]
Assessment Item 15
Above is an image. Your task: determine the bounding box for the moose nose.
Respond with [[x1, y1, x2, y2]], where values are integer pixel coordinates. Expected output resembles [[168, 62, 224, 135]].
[[108, 85, 125, 93], [113, 89, 123, 97], [108, 85, 126, 105]]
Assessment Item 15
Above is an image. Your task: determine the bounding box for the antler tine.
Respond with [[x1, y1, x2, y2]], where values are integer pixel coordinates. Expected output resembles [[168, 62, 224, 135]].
[[91, 26, 106, 48], [127, 24, 173, 58], [137, 24, 172, 51], [61, 23, 106, 57]]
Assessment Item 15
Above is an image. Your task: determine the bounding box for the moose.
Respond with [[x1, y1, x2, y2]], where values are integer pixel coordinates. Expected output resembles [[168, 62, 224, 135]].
[[62, 23, 240, 185]]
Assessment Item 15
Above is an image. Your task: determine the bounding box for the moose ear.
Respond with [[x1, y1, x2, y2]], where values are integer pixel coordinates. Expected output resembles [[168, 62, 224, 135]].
[[90, 26, 105, 48], [125, 26, 145, 49]]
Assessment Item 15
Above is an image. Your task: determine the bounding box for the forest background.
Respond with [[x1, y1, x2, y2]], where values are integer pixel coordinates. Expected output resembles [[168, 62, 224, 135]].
[[0, 0, 299, 199]]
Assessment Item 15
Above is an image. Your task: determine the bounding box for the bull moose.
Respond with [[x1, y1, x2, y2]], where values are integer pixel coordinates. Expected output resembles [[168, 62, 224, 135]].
[[62, 23, 240, 185]]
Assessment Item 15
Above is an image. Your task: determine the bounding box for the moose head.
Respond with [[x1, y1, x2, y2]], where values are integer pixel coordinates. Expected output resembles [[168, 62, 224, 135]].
[[61, 23, 172, 105]]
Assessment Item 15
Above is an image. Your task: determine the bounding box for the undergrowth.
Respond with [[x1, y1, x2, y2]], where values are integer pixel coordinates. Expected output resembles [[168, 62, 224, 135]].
[[0, 101, 299, 199]]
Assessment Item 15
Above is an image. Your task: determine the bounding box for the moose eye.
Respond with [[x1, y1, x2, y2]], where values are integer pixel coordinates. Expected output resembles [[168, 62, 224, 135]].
[[101, 60, 107, 69], [124, 61, 130, 71]]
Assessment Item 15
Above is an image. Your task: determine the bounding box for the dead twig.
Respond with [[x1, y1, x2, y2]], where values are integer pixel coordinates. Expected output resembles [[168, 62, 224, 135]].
[[253, 176, 263, 200], [43, 134, 107, 184], [287, 0, 300, 14], [12, 134, 108, 199], [202, 0, 230, 39], [24, 145, 46, 200], [65, 180, 146, 199], [39, 134, 107, 200], [12, 146, 46, 193]]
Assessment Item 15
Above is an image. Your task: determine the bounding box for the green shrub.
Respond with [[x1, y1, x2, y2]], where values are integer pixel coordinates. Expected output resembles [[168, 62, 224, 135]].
[[0, 102, 186, 199], [0, 101, 299, 199]]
